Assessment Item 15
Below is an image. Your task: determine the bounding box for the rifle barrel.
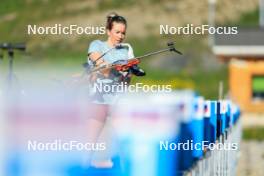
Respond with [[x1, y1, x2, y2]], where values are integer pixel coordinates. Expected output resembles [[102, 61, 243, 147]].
[[137, 48, 171, 60]]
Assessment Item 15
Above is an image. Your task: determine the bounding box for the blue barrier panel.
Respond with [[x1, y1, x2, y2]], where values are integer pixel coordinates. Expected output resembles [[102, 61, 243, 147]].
[[220, 101, 226, 133], [184, 100, 242, 176], [6, 150, 88, 176], [231, 102, 241, 125], [191, 96, 204, 160], [217, 101, 227, 137], [209, 101, 217, 143], [235, 105, 241, 124], [204, 100, 217, 145], [216, 101, 222, 138], [203, 100, 211, 145], [177, 92, 196, 173], [111, 92, 181, 176], [157, 140, 178, 176], [225, 101, 231, 129], [230, 102, 235, 126]]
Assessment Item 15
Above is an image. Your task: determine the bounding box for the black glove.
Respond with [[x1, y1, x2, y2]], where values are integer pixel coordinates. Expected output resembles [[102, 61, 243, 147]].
[[130, 65, 146, 76]]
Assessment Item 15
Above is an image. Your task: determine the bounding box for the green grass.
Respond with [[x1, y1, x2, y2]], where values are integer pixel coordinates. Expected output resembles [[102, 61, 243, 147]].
[[0, 0, 25, 15], [237, 8, 259, 27], [224, 8, 259, 27], [98, 0, 136, 10], [243, 127, 264, 141]]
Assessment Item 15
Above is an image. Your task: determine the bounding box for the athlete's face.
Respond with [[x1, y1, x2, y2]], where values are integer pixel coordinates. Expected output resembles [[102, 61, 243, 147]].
[[107, 22, 126, 45]]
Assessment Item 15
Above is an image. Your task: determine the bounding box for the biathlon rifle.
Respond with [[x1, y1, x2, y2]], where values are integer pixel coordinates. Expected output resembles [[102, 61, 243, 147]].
[[89, 42, 182, 73]]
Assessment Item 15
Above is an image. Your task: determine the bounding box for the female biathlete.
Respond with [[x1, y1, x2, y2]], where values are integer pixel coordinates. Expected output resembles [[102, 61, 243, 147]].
[[86, 12, 145, 168]]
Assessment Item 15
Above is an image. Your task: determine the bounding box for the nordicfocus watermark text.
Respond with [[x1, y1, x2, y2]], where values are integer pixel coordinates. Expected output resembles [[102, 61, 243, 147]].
[[27, 140, 106, 151], [27, 24, 105, 35], [94, 82, 172, 93], [160, 24, 238, 35], [160, 140, 238, 151]]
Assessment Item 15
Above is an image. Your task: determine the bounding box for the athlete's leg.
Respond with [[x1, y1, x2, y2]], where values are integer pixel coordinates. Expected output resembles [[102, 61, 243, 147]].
[[84, 103, 112, 167]]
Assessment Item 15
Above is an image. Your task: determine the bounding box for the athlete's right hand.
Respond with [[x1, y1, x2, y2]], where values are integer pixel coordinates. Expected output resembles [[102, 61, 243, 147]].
[[89, 52, 111, 77]]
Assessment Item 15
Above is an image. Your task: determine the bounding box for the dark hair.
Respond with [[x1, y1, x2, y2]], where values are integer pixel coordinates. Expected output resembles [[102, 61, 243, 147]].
[[106, 12, 127, 30]]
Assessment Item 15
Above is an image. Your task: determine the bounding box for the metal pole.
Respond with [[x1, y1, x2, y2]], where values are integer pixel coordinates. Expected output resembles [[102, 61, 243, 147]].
[[260, 0, 264, 27], [208, 0, 216, 47], [0, 88, 5, 176], [7, 49, 14, 89]]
